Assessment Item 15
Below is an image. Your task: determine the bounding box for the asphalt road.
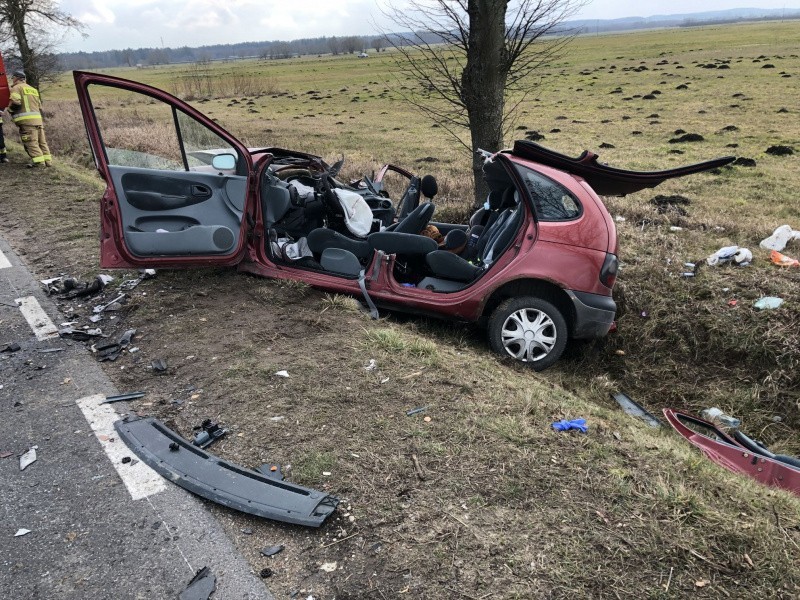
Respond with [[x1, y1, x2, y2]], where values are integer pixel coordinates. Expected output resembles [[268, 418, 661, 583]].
[[0, 233, 272, 600]]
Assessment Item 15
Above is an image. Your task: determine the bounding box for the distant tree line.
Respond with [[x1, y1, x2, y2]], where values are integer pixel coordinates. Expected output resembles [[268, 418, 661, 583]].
[[58, 35, 394, 69]]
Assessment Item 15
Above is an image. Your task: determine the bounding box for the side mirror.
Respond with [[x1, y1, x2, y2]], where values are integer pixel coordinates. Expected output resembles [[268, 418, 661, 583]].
[[211, 153, 236, 171]]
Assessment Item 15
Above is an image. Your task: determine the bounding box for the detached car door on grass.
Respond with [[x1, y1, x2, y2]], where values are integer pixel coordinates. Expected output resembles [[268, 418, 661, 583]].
[[74, 71, 254, 269]]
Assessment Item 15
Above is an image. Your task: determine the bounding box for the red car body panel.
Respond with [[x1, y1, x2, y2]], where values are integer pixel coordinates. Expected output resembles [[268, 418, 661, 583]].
[[0, 51, 10, 108], [664, 409, 800, 497]]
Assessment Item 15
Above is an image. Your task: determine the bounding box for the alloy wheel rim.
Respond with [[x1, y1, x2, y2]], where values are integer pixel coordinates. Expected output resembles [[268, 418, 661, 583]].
[[500, 308, 556, 362]]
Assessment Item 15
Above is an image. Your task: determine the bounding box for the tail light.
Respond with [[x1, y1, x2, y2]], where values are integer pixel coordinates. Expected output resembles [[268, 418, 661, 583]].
[[600, 253, 618, 288]]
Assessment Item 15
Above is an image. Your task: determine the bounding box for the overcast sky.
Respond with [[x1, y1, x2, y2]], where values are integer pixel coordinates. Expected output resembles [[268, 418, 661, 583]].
[[60, 1, 800, 52]]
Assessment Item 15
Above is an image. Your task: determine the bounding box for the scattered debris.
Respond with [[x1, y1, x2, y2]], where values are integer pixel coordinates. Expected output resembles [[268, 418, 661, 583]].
[[770, 250, 800, 267], [406, 406, 429, 416], [192, 419, 228, 449], [1, 342, 21, 353], [0, 451, 13, 459], [59, 275, 113, 299], [19, 446, 38, 470], [259, 568, 273, 578], [121, 456, 132, 464], [760, 225, 800, 251], [552, 419, 588, 433], [261, 545, 285, 557], [102, 391, 146, 404], [663, 409, 800, 496], [611, 392, 661, 428], [59, 328, 104, 342], [274, 370, 290, 378], [115, 416, 339, 526], [93, 329, 136, 362], [36, 348, 63, 354], [706, 245, 751, 267], [754, 297, 783, 310], [93, 293, 126, 314], [178, 566, 216, 600], [319, 561, 337, 573], [700, 407, 741, 428], [14, 528, 31, 537], [364, 359, 377, 371], [151, 358, 168, 372]]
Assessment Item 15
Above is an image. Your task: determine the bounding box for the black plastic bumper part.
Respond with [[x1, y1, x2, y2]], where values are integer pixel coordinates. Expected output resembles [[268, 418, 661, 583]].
[[115, 416, 338, 527]]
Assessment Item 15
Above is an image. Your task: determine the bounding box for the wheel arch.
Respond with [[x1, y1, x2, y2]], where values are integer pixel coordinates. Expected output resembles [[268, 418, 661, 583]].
[[481, 279, 576, 336]]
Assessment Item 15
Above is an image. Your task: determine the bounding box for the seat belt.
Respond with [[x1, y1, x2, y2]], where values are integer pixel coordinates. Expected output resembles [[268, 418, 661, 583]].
[[358, 270, 379, 319]]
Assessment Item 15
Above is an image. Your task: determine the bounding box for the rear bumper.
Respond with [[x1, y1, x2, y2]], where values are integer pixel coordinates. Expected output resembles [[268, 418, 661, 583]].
[[566, 290, 616, 339]]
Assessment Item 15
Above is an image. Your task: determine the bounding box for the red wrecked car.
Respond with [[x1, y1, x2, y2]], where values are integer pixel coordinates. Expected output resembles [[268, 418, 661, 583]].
[[74, 71, 732, 370]]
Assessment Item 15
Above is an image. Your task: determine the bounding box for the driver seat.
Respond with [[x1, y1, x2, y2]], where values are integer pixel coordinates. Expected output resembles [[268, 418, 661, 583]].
[[393, 202, 435, 234]]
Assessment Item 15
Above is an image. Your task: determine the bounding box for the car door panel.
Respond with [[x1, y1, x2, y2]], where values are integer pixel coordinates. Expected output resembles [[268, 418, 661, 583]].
[[73, 70, 254, 267], [109, 166, 245, 256]]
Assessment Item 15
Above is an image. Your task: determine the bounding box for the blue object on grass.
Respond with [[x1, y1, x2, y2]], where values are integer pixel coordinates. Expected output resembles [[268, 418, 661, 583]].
[[552, 418, 588, 433]]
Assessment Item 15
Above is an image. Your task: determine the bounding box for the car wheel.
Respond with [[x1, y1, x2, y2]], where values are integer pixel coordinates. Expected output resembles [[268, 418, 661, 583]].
[[488, 296, 568, 371]]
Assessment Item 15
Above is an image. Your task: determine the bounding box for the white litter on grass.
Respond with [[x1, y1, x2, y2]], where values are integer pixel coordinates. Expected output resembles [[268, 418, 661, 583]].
[[381, 377, 390, 384], [19, 446, 38, 471], [320, 561, 337, 573], [270, 416, 286, 422], [98, 274, 114, 285], [365, 359, 376, 371], [760, 224, 800, 252], [274, 370, 290, 378], [14, 529, 31, 537]]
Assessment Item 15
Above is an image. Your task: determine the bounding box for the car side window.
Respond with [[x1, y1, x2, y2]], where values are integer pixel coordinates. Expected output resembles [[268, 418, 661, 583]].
[[516, 165, 582, 221], [175, 110, 239, 171], [88, 85, 238, 172]]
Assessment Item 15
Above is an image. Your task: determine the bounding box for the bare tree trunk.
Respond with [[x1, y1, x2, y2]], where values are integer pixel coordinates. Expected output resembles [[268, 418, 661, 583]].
[[6, 3, 39, 87], [462, 0, 508, 207]]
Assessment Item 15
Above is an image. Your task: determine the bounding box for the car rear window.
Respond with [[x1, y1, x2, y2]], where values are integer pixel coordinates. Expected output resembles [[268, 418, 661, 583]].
[[516, 165, 582, 221]]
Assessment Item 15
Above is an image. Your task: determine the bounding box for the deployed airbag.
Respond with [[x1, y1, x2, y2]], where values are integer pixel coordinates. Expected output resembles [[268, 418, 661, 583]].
[[115, 416, 339, 527]]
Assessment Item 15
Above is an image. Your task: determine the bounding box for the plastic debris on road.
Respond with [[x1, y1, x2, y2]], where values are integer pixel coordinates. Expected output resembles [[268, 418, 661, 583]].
[[19, 446, 38, 470], [178, 566, 216, 600], [14, 528, 31, 537], [274, 370, 289, 378], [552, 418, 588, 433]]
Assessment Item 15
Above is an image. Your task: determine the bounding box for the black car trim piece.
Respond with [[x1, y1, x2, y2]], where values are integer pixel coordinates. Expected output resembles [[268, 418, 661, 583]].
[[102, 391, 146, 404], [611, 392, 662, 428], [114, 416, 339, 527], [510, 140, 735, 196]]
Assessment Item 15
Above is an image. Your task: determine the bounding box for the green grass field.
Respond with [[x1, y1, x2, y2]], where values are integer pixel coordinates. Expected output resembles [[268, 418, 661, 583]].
[[5, 20, 799, 598]]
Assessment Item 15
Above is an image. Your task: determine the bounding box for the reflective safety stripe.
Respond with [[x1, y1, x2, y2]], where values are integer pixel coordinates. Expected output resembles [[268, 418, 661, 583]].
[[12, 111, 42, 123], [32, 155, 47, 163]]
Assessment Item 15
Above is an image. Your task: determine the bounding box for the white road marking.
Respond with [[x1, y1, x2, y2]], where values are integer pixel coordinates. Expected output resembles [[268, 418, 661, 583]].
[[76, 394, 166, 500], [0, 247, 11, 269], [14, 296, 59, 340]]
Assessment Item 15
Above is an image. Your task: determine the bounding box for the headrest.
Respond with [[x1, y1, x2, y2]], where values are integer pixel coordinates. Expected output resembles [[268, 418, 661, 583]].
[[487, 189, 504, 210], [420, 175, 438, 199]]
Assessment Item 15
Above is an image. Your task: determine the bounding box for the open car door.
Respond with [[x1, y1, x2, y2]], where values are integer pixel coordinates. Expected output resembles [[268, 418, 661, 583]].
[[74, 71, 255, 269]]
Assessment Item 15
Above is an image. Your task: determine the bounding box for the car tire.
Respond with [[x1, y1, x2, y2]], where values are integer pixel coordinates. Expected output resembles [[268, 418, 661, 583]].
[[488, 296, 568, 371]]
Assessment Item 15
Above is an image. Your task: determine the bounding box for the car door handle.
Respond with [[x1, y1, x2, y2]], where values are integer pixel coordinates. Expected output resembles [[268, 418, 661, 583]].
[[191, 184, 212, 199]]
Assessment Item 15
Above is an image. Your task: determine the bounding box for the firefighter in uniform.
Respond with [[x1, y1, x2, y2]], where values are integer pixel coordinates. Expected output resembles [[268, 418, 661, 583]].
[[7, 70, 52, 167]]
